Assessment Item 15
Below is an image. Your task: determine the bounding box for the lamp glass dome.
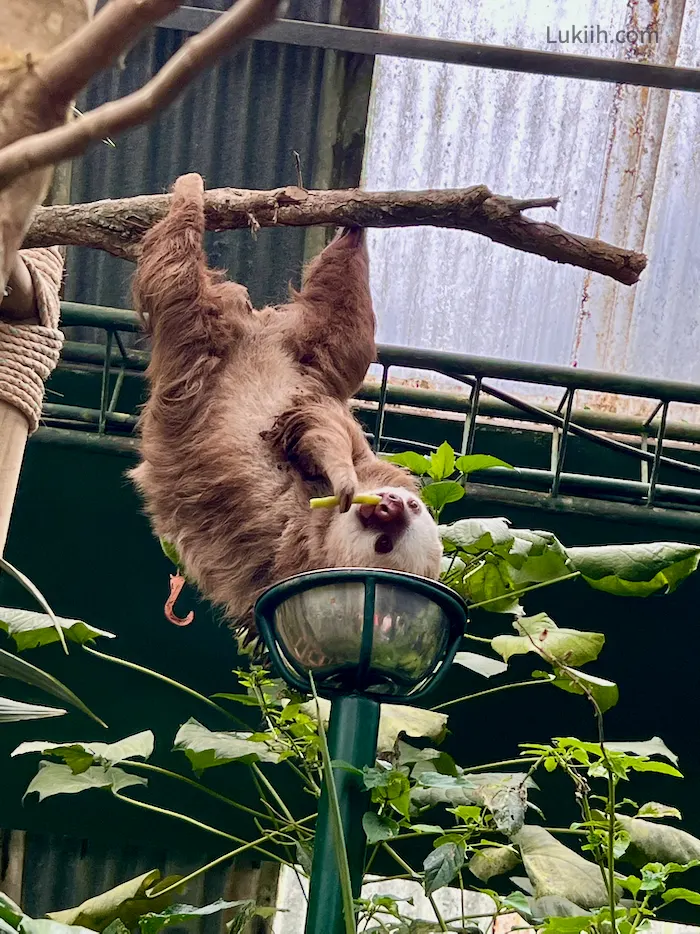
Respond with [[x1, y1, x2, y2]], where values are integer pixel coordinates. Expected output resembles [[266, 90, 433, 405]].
[[255, 569, 467, 700]]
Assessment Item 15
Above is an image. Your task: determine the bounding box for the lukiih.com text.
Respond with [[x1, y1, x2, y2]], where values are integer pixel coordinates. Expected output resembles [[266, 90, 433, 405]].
[[546, 25, 658, 45]]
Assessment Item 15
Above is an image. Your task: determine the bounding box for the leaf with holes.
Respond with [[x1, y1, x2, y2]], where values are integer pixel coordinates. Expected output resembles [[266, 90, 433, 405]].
[[13, 732, 154, 774], [566, 542, 700, 596], [491, 614, 604, 668], [439, 517, 513, 556], [174, 719, 283, 770], [24, 762, 146, 803], [423, 842, 465, 895], [412, 772, 535, 836]]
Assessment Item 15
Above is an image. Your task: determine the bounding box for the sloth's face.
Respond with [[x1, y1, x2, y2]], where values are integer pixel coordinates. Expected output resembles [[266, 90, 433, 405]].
[[325, 487, 443, 579]]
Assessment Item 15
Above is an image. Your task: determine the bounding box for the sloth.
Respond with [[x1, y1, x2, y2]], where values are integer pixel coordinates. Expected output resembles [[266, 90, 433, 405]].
[[129, 173, 442, 650]]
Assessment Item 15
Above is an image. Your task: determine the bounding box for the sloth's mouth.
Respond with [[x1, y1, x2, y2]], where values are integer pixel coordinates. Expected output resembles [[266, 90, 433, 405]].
[[374, 533, 393, 554]]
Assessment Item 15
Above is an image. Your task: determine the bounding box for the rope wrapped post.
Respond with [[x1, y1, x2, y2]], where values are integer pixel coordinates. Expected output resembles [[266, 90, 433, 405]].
[[0, 248, 65, 551]]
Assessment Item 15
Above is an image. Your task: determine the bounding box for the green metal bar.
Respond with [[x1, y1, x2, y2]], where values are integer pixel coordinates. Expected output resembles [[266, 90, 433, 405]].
[[647, 401, 669, 507], [61, 340, 149, 371], [460, 376, 481, 456], [98, 331, 114, 434], [43, 404, 137, 428], [373, 366, 389, 452], [305, 695, 380, 934], [58, 302, 700, 404], [551, 388, 575, 497]]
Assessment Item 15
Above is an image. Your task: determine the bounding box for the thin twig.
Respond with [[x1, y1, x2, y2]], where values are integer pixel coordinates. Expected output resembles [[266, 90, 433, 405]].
[[0, 0, 283, 190]]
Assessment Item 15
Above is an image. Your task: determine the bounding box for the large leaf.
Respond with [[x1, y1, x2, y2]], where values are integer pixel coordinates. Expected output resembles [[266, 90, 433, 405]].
[[460, 557, 523, 614], [0, 697, 66, 722], [24, 762, 146, 802], [423, 843, 465, 895], [549, 667, 619, 713], [513, 826, 618, 909], [453, 651, 508, 678], [505, 531, 572, 584], [0, 608, 115, 652], [412, 772, 535, 836], [455, 454, 513, 475], [636, 802, 682, 820], [362, 812, 399, 844], [439, 518, 514, 556], [47, 869, 184, 931], [381, 451, 431, 475], [617, 815, 700, 865], [566, 542, 700, 596], [0, 648, 106, 727], [421, 481, 464, 514], [0, 556, 67, 653], [606, 737, 678, 765], [301, 698, 448, 755], [468, 845, 520, 882], [0, 892, 23, 928], [173, 719, 283, 770], [492, 614, 604, 668], [13, 732, 154, 774], [138, 901, 254, 934], [428, 442, 456, 481]]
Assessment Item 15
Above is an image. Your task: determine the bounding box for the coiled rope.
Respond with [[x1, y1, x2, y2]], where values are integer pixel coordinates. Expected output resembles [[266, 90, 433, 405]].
[[0, 247, 64, 432]]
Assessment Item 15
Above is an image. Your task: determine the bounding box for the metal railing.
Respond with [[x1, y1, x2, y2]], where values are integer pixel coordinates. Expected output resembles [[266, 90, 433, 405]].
[[35, 301, 700, 533]]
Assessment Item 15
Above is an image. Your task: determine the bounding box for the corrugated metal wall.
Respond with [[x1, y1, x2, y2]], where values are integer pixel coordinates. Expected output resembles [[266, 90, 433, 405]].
[[64, 0, 335, 318], [363, 0, 700, 419]]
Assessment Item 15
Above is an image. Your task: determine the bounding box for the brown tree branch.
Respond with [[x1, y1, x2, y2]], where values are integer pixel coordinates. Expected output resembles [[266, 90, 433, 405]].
[[0, 0, 282, 191], [24, 185, 647, 285]]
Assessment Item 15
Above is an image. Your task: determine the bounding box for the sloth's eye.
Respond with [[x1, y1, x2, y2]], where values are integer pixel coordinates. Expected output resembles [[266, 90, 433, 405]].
[[407, 499, 420, 511]]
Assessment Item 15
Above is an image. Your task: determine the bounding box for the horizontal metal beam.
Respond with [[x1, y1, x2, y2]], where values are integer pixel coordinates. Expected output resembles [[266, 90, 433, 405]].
[[58, 303, 700, 404], [158, 7, 700, 93]]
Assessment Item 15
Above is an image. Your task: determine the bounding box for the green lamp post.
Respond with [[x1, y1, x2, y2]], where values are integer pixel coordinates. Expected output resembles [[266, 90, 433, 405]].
[[254, 568, 468, 934]]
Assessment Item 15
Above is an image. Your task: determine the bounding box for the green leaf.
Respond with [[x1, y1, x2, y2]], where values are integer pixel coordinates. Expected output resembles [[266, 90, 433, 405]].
[[24, 762, 147, 802], [505, 531, 572, 584], [138, 901, 250, 934], [637, 802, 682, 820], [491, 614, 604, 667], [566, 542, 700, 596], [411, 824, 445, 834], [469, 846, 520, 882], [423, 843, 465, 895], [455, 454, 513, 475], [173, 718, 283, 770], [453, 652, 508, 678], [0, 648, 106, 728], [0, 697, 66, 722], [539, 914, 594, 932], [513, 826, 619, 909], [0, 608, 115, 652], [439, 517, 513, 555], [421, 481, 464, 514], [550, 667, 619, 713], [159, 538, 182, 568], [381, 451, 431, 475], [47, 869, 185, 931], [13, 732, 154, 773], [428, 442, 456, 481], [460, 558, 522, 614], [617, 815, 700, 865], [412, 772, 535, 836], [103, 922, 130, 934], [662, 887, 700, 906], [606, 737, 678, 765], [362, 812, 399, 844], [0, 893, 23, 928]]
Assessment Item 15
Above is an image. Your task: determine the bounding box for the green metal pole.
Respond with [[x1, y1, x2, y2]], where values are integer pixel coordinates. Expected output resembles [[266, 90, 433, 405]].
[[305, 694, 381, 934]]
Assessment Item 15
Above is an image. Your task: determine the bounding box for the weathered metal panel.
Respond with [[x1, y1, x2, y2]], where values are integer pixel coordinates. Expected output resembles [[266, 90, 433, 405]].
[[363, 0, 692, 419], [63, 1, 332, 325]]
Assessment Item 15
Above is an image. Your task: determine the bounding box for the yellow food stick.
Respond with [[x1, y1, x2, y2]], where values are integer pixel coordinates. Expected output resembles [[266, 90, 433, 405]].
[[309, 494, 382, 509]]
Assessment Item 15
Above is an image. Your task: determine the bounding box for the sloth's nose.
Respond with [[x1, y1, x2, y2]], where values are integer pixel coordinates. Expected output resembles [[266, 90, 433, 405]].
[[374, 492, 405, 524]]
